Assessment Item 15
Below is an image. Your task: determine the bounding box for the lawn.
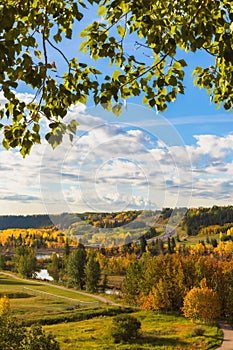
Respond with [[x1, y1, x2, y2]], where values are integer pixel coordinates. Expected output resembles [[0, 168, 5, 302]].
[[0, 274, 98, 302], [0, 274, 101, 324], [44, 310, 223, 350]]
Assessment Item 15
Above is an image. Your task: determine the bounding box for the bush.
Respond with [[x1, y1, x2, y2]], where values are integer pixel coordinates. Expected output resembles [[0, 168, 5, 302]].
[[21, 306, 133, 326], [191, 326, 205, 337], [111, 314, 141, 343]]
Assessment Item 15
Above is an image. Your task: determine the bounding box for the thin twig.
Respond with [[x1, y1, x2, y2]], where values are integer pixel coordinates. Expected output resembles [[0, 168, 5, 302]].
[[121, 53, 169, 88], [47, 38, 70, 66]]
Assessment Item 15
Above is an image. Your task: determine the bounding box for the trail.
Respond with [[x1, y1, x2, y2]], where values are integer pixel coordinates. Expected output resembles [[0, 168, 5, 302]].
[[0, 271, 121, 307], [216, 322, 233, 350]]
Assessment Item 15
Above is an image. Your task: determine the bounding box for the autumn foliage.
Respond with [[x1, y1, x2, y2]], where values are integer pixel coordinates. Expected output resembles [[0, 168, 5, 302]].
[[182, 279, 221, 322], [122, 253, 233, 320]]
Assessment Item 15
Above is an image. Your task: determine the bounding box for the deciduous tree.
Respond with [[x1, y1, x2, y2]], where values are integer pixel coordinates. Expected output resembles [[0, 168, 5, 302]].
[[47, 253, 61, 282], [182, 279, 221, 322], [14, 246, 37, 278]]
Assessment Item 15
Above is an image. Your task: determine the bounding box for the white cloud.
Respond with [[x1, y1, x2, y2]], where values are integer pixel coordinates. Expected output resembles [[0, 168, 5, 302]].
[[0, 101, 232, 214]]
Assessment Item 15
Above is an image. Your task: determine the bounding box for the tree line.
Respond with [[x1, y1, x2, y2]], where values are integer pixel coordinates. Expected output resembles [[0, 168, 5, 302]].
[[183, 206, 233, 236], [4, 244, 101, 294], [122, 252, 233, 321], [3, 237, 233, 322]]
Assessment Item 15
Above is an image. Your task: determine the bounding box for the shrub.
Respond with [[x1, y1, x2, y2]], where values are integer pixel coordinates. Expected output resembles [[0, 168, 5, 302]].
[[111, 314, 141, 343], [191, 326, 205, 337]]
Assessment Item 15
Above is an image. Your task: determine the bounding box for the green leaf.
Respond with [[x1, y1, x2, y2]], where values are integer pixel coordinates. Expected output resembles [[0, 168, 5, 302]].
[[112, 70, 121, 80], [32, 123, 40, 133], [117, 25, 126, 37], [67, 119, 79, 134], [112, 103, 123, 116], [98, 5, 106, 17], [2, 139, 10, 150], [169, 76, 177, 86], [173, 61, 182, 70], [142, 95, 148, 105]]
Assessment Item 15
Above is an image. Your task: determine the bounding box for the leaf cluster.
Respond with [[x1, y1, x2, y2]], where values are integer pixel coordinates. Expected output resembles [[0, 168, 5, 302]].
[[0, 0, 232, 154]]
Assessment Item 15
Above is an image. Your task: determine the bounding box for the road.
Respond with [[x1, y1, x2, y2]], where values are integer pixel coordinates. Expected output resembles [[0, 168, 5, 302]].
[[216, 322, 233, 350], [0, 271, 121, 307]]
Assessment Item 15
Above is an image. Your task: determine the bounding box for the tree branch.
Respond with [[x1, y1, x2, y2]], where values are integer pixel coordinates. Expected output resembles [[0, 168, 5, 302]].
[[47, 38, 70, 66]]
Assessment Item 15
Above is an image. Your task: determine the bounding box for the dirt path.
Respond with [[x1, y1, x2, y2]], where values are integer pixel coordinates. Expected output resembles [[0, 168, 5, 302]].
[[0, 271, 121, 306], [216, 322, 233, 350]]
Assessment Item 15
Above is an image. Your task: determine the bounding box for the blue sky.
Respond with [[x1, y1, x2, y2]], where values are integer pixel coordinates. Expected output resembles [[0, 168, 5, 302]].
[[0, 4, 233, 216]]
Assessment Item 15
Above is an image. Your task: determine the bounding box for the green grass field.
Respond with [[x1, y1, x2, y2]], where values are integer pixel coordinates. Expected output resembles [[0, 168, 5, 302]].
[[44, 310, 223, 350], [0, 274, 98, 301], [0, 273, 223, 349], [0, 274, 101, 324]]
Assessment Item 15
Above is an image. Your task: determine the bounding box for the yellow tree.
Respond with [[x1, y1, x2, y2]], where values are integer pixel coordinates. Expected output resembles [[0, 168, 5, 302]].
[[182, 279, 221, 322], [0, 295, 10, 316]]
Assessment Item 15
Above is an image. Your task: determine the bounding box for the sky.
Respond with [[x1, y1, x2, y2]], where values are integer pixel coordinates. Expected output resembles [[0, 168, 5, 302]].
[[0, 4, 233, 218]]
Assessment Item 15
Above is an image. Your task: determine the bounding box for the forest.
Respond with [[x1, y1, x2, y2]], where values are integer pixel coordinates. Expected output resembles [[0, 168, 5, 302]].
[[1, 205, 233, 234]]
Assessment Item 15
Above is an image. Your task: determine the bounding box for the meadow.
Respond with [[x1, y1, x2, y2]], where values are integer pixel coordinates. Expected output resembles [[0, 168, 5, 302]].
[[44, 311, 223, 350], [0, 273, 223, 349]]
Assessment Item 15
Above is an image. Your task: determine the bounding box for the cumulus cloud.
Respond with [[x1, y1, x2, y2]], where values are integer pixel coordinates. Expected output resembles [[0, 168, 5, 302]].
[[0, 101, 232, 214]]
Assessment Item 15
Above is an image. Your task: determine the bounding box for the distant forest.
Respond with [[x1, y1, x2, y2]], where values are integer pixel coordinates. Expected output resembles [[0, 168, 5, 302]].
[[1, 206, 233, 236], [0, 211, 141, 230], [0, 215, 53, 230], [183, 206, 233, 236]]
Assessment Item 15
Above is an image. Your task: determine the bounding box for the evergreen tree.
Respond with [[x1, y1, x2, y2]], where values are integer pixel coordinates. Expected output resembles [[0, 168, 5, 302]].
[[102, 274, 108, 292], [0, 255, 6, 270], [85, 252, 101, 293], [139, 236, 147, 254], [66, 244, 86, 289], [171, 237, 176, 252], [167, 237, 172, 254], [64, 238, 70, 257]]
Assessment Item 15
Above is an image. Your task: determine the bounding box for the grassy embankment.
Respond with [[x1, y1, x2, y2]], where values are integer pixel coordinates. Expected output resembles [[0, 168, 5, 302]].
[[0, 273, 223, 349]]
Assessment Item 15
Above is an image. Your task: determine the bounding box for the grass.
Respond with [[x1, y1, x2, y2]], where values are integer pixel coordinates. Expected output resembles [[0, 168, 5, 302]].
[[25, 283, 97, 302], [44, 311, 223, 350], [0, 274, 102, 324], [0, 274, 223, 349], [0, 274, 99, 302], [177, 233, 219, 247]]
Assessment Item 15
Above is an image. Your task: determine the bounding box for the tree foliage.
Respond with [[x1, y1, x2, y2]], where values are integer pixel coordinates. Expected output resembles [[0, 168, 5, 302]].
[[0, 297, 59, 349], [66, 243, 87, 289], [0, 296, 10, 317], [0, 0, 232, 155], [85, 251, 101, 292], [122, 253, 233, 318], [184, 206, 233, 236], [47, 253, 61, 282], [0, 316, 60, 350], [182, 279, 221, 322], [14, 246, 37, 278]]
